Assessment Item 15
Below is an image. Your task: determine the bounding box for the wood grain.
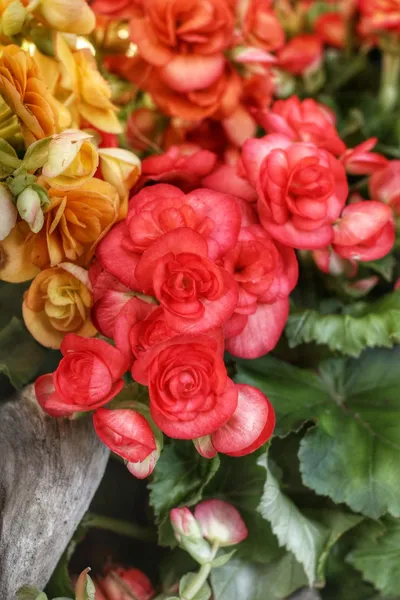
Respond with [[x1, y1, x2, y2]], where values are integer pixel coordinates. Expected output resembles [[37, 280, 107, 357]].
[[0, 385, 109, 599]]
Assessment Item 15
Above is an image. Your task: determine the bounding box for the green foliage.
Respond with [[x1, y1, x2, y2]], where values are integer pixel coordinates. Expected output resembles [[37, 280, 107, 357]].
[[286, 289, 400, 357], [236, 348, 400, 519], [347, 517, 400, 596], [16, 587, 48, 600], [149, 441, 220, 546]]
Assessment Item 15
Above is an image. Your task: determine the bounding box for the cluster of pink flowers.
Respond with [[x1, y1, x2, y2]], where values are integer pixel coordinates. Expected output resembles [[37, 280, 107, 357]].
[[35, 89, 400, 476]]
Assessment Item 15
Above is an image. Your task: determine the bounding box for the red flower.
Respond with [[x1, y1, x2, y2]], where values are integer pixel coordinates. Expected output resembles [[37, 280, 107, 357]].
[[194, 383, 275, 457], [359, 0, 400, 35], [96, 185, 242, 288], [332, 200, 395, 261], [35, 335, 129, 416], [242, 134, 348, 248], [147, 334, 238, 439], [259, 96, 346, 156], [89, 260, 133, 338], [370, 160, 400, 213], [315, 12, 346, 48], [241, 0, 285, 52], [93, 408, 157, 462], [130, 0, 234, 92], [277, 35, 323, 75], [91, 0, 142, 19], [223, 225, 298, 358], [202, 163, 258, 202], [140, 146, 218, 192], [95, 567, 155, 600], [128, 184, 241, 258], [134, 228, 238, 333], [341, 138, 388, 175], [114, 300, 174, 362]]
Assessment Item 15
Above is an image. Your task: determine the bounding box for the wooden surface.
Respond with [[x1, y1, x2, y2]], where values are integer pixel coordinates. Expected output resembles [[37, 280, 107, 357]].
[[0, 385, 109, 599]]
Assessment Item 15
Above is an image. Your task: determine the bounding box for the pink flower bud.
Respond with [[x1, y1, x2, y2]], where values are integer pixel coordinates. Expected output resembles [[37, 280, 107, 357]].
[[94, 567, 155, 600], [170, 507, 213, 564], [170, 507, 203, 543], [194, 499, 248, 547]]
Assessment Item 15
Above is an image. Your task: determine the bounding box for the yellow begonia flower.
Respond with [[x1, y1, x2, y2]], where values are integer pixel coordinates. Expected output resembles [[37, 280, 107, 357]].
[[42, 129, 99, 189], [28, 178, 120, 269], [0, 44, 61, 145], [0, 223, 39, 283], [33, 34, 122, 135], [36, 0, 95, 35], [98, 147, 141, 218], [23, 262, 96, 349]]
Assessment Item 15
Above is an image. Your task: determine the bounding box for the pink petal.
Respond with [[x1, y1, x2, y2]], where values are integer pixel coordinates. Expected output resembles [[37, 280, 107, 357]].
[[226, 299, 289, 359]]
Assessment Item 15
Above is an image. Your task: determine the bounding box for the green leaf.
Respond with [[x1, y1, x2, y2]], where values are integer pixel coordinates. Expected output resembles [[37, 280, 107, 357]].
[[235, 355, 330, 437], [364, 255, 396, 282], [22, 138, 52, 172], [347, 517, 400, 596], [16, 587, 47, 600], [179, 574, 212, 600], [299, 347, 400, 518], [211, 550, 236, 569], [0, 317, 48, 388], [203, 453, 280, 563], [211, 555, 307, 600], [257, 455, 328, 586], [285, 289, 400, 357], [237, 348, 400, 519], [0, 138, 20, 177], [149, 441, 220, 546]]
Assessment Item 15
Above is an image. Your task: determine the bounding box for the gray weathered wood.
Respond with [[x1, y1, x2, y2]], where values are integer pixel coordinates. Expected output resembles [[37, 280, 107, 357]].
[[0, 385, 110, 599]]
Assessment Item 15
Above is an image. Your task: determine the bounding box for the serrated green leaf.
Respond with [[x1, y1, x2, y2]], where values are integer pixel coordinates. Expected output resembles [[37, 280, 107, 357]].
[[299, 348, 400, 518], [237, 348, 400, 519], [211, 555, 307, 600], [0, 316, 48, 388], [23, 137, 52, 172], [286, 289, 400, 357], [149, 441, 220, 546], [257, 455, 328, 586], [347, 517, 400, 596], [179, 573, 212, 600]]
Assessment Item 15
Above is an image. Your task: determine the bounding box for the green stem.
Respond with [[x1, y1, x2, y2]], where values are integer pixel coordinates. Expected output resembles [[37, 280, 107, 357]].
[[84, 512, 157, 542], [379, 52, 400, 112], [182, 542, 220, 600]]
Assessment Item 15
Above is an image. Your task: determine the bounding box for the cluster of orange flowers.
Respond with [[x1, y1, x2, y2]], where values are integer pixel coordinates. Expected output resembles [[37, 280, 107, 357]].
[[0, 0, 141, 349]]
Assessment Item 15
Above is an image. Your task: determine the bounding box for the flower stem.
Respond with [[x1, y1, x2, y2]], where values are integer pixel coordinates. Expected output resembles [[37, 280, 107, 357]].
[[182, 541, 220, 600], [83, 512, 157, 542], [379, 52, 400, 112]]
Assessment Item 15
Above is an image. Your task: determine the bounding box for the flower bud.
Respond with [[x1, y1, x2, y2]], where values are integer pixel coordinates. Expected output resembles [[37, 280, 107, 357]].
[[98, 147, 141, 201], [37, 0, 96, 35], [16, 186, 44, 233], [0, 184, 17, 241], [194, 499, 248, 547], [170, 507, 213, 564], [94, 567, 155, 600], [42, 130, 99, 189], [171, 507, 204, 543]]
